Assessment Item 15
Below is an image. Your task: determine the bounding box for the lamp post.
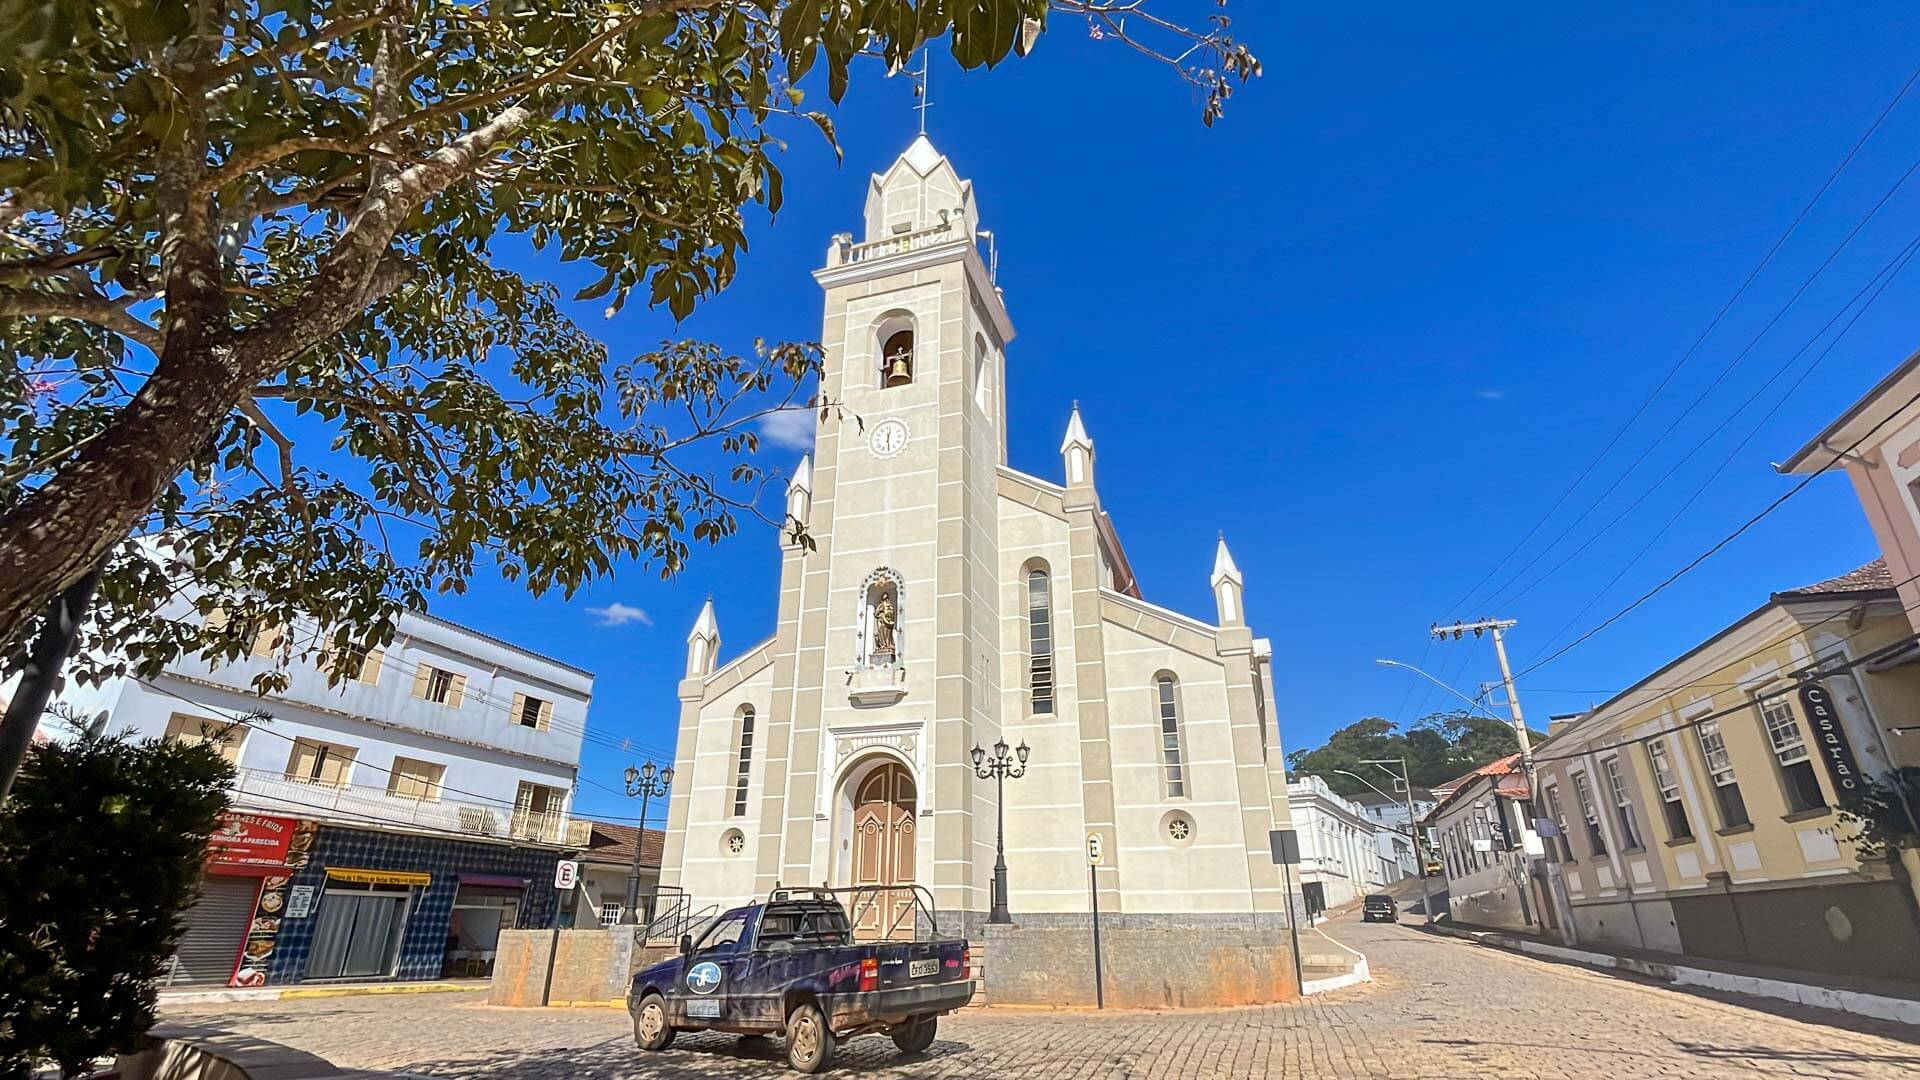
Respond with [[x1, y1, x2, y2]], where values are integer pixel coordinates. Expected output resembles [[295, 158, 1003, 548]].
[[621, 761, 673, 926], [971, 738, 1030, 924]]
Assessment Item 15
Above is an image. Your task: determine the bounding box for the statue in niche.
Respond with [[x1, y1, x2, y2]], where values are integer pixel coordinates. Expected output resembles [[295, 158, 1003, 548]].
[[871, 590, 898, 664]]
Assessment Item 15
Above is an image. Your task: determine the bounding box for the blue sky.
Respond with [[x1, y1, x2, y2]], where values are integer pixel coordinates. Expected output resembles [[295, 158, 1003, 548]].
[[421, 4, 1920, 823]]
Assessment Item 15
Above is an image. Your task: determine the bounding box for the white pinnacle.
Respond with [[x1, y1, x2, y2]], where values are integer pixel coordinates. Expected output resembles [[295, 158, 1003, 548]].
[[1060, 403, 1094, 454], [688, 597, 719, 643], [789, 454, 813, 494], [1211, 535, 1244, 590]]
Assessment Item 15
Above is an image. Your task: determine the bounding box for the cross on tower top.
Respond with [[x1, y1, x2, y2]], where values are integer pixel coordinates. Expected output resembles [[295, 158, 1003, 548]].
[[911, 48, 933, 134]]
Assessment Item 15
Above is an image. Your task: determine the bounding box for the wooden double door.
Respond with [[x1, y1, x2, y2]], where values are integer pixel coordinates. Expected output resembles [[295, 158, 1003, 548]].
[[849, 762, 916, 940]]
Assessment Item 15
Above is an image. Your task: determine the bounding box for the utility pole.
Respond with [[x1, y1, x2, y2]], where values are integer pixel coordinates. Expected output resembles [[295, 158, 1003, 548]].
[[1430, 617, 1576, 943]]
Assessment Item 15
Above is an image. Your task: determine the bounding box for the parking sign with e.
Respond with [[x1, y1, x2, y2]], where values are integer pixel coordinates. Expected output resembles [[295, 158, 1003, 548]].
[[553, 860, 578, 890]]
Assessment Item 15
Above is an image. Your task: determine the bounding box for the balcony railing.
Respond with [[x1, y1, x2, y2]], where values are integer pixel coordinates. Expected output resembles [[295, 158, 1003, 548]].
[[833, 220, 958, 266], [232, 768, 583, 847]]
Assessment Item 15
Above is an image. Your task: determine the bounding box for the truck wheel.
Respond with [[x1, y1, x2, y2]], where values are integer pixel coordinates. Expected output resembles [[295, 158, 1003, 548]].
[[785, 1001, 836, 1074], [890, 1015, 938, 1054], [634, 993, 674, 1052]]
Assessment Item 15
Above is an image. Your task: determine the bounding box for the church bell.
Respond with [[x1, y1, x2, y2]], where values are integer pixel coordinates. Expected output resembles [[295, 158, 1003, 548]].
[[883, 350, 913, 387]]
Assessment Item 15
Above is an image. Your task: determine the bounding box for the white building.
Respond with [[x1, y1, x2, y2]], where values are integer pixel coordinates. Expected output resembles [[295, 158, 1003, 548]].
[[61, 607, 593, 987], [1353, 787, 1437, 877], [1287, 776, 1395, 917], [658, 135, 1297, 947], [1428, 754, 1541, 932]]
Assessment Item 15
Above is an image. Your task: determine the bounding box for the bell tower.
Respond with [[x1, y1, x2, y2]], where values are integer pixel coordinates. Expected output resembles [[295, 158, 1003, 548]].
[[742, 136, 1014, 920]]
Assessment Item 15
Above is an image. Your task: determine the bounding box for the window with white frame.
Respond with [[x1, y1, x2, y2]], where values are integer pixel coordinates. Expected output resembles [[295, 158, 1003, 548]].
[[1572, 772, 1607, 857], [599, 902, 623, 927], [1695, 720, 1750, 828], [731, 705, 755, 818], [1645, 740, 1692, 840], [1544, 784, 1575, 862], [1155, 674, 1186, 798], [1754, 692, 1826, 813], [1602, 757, 1642, 850]]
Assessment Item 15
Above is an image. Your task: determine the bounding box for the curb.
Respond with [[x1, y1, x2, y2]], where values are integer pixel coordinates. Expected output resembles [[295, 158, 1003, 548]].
[[1301, 925, 1372, 997], [1426, 924, 1920, 1027], [162, 982, 477, 1005]]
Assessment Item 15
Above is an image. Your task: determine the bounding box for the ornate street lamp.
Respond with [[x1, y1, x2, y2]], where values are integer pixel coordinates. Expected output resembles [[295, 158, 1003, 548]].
[[970, 738, 1030, 924], [621, 760, 673, 926]]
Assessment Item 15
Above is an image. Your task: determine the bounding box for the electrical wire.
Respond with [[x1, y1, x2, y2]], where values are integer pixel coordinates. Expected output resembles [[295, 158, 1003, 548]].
[[1516, 230, 1920, 656], [1515, 385, 1920, 679], [1443, 66, 1920, 618], [1482, 154, 1920, 617]]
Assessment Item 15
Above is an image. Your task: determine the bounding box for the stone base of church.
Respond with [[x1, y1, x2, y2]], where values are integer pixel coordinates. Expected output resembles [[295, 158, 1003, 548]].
[[978, 913, 1299, 1009]]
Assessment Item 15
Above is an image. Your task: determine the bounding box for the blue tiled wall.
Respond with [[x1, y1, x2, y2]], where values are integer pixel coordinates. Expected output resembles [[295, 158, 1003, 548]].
[[267, 825, 563, 984]]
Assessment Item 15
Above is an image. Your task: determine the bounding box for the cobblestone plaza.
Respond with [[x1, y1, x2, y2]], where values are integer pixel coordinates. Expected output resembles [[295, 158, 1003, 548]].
[[163, 913, 1920, 1079]]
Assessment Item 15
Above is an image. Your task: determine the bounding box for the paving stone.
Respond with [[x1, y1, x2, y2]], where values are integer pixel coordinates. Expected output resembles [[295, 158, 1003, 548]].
[[161, 912, 1920, 1078]]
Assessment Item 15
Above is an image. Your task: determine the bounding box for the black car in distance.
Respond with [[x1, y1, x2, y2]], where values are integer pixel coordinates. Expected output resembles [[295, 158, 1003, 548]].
[[1362, 893, 1399, 923]]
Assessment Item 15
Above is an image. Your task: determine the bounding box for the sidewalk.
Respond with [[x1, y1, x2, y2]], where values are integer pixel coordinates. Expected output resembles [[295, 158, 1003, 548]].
[[159, 979, 485, 1006], [1425, 920, 1920, 1026]]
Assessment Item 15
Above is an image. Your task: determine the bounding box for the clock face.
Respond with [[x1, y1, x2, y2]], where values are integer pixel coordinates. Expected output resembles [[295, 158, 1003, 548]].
[[869, 419, 909, 458]]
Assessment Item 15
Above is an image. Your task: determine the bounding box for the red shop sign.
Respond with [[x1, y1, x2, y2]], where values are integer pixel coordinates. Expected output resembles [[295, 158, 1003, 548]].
[[206, 812, 301, 872]]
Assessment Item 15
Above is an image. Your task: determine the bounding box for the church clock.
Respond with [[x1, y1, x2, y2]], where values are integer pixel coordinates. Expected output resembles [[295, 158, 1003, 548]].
[[868, 418, 909, 458]]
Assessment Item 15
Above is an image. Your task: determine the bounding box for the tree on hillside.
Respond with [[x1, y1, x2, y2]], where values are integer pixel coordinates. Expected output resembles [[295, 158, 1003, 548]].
[[0, 1, 1260, 689], [1288, 710, 1550, 799]]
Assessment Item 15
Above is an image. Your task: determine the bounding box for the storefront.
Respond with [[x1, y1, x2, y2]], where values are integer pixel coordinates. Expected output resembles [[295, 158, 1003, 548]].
[[166, 812, 316, 987], [260, 823, 562, 985]]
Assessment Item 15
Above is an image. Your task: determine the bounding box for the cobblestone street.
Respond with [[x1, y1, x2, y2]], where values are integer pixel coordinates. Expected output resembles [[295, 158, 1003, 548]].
[[164, 911, 1920, 1079]]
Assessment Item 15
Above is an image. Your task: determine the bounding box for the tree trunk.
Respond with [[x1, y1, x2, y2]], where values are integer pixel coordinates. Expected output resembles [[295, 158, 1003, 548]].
[[0, 338, 251, 654]]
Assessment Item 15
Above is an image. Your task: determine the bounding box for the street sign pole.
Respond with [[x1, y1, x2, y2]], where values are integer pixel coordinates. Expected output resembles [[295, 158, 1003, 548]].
[[1086, 832, 1105, 1010], [1269, 828, 1304, 995], [542, 860, 580, 1007]]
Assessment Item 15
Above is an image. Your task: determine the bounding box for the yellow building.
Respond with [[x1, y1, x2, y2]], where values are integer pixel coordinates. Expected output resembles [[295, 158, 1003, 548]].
[[1531, 561, 1920, 980]]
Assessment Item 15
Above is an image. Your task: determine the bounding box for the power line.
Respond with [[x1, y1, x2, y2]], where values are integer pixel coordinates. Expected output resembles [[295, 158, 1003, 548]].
[[1445, 66, 1920, 618], [1512, 229, 1920, 653], [1515, 385, 1920, 679], [1530, 627, 1920, 766], [1482, 154, 1920, 617]]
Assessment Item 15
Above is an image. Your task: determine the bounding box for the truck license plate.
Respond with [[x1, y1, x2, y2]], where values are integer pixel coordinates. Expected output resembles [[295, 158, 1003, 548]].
[[686, 999, 721, 1019], [909, 958, 940, 978]]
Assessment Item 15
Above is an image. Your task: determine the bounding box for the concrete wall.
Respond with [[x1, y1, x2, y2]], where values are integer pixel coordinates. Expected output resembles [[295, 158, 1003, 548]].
[[981, 915, 1297, 1009], [1668, 876, 1920, 980], [489, 927, 636, 1007]]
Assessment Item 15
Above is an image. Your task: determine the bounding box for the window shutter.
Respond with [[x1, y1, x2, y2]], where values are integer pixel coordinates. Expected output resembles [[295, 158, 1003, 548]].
[[537, 699, 554, 732], [411, 666, 430, 699], [511, 692, 528, 727], [251, 624, 282, 658], [447, 673, 466, 709], [361, 648, 384, 685], [204, 607, 230, 634], [285, 740, 316, 780]]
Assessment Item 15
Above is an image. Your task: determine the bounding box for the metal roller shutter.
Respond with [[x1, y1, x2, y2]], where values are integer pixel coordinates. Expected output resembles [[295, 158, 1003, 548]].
[[167, 876, 259, 985]]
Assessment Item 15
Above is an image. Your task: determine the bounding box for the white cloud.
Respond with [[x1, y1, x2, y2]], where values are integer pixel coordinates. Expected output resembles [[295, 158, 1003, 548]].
[[586, 602, 653, 628], [1475, 389, 1505, 401], [760, 407, 817, 451]]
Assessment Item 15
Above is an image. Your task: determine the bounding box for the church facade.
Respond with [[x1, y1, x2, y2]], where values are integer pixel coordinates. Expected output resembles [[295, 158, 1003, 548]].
[[658, 137, 1296, 940]]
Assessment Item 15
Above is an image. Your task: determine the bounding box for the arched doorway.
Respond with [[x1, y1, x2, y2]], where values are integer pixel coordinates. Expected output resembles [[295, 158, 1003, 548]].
[[849, 761, 916, 940]]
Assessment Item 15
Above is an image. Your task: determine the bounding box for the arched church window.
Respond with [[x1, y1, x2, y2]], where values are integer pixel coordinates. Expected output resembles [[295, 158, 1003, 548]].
[[881, 329, 914, 387], [730, 705, 755, 817], [1026, 567, 1054, 714], [859, 569, 904, 667], [1156, 674, 1186, 798]]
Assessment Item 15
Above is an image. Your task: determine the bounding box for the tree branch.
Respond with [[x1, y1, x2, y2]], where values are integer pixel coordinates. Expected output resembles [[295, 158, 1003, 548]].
[[0, 289, 164, 350]]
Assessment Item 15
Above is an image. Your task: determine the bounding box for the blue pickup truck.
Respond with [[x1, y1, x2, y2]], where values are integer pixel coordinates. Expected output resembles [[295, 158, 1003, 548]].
[[629, 888, 973, 1073]]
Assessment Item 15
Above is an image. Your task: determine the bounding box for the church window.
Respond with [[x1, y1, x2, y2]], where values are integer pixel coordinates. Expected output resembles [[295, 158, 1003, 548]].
[[1162, 810, 1196, 847], [1026, 567, 1054, 714], [1156, 674, 1186, 798], [721, 828, 746, 856], [881, 329, 914, 387], [731, 705, 755, 817]]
